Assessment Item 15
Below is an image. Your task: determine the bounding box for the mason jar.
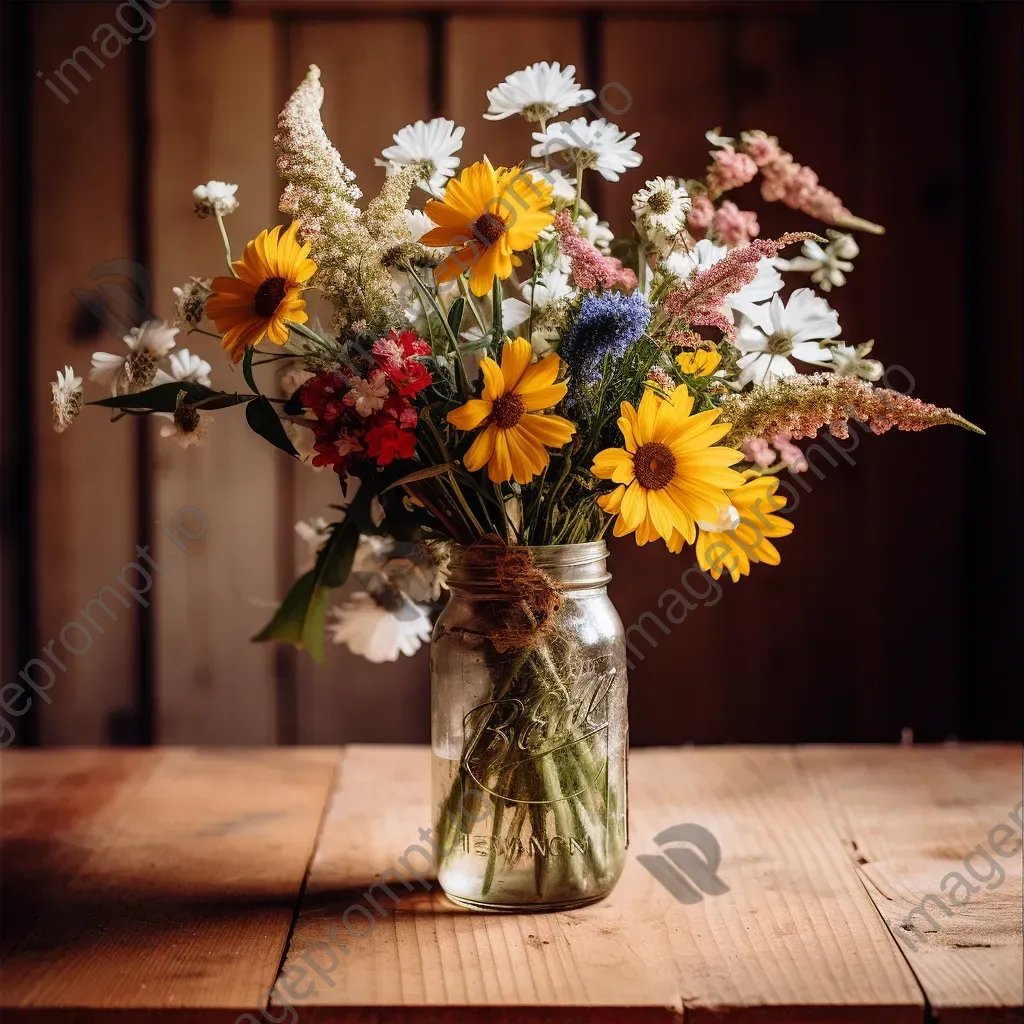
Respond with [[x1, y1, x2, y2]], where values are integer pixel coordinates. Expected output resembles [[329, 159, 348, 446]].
[[430, 541, 628, 911]]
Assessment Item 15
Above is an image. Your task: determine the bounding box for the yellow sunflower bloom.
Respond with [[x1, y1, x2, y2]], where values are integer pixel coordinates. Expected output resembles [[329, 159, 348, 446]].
[[681, 476, 794, 582], [447, 337, 575, 484], [592, 386, 744, 546], [206, 220, 316, 363], [421, 159, 554, 297], [676, 348, 722, 376]]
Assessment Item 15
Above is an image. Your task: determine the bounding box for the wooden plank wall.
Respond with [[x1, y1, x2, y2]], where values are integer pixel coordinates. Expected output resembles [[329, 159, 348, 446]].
[[10, 1, 1020, 747]]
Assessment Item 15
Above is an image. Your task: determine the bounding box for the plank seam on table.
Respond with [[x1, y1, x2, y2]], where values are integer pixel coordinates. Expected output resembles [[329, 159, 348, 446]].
[[264, 747, 346, 1013], [792, 746, 935, 1023]]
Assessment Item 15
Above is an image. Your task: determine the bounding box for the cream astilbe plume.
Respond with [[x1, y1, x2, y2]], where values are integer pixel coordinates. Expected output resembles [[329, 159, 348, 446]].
[[718, 373, 984, 448], [275, 65, 410, 335]]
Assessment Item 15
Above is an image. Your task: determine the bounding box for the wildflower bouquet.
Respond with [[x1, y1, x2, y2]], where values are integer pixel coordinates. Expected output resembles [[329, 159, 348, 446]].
[[54, 62, 981, 908]]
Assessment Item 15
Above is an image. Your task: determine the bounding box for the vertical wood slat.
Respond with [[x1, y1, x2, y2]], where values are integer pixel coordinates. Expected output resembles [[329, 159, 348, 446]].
[[445, 14, 586, 170], [150, 3, 281, 743], [851, 4, 970, 742], [29, 3, 138, 745], [725, 8, 868, 743], [599, 16, 736, 745], [286, 18, 434, 745]]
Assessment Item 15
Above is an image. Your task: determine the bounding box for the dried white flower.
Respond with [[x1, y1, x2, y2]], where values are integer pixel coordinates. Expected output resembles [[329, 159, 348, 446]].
[[192, 180, 238, 218], [171, 278, 211, 330], [51, 365, 83, 434], [632, 176, 692, 241], [90, 320, 178, 396]]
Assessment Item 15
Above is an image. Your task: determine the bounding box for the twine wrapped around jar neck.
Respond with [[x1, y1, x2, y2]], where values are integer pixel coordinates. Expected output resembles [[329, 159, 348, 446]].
[[448, 539, 610, 653]]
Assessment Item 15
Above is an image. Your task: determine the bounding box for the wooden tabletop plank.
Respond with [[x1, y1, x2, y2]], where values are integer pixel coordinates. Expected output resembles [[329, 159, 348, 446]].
[[0, 748, 338, 1020], [622, 746, 925, 1024], [274, 746, 932, 1023], [272, 745, 681, 1023], [799, 744, 1023, 1023]]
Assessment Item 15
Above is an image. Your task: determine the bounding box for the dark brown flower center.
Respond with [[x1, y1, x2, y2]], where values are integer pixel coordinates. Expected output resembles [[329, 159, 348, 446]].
[[647, 190, 673, 214], [253, 276, 287, 318], [491, 392, 525, 429], [472, 212, 507, 245], [633, 441, 676, 491]]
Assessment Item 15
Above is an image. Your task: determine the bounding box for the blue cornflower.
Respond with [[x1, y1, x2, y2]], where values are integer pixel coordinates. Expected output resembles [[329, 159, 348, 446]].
[[561, 291, 651, 381]]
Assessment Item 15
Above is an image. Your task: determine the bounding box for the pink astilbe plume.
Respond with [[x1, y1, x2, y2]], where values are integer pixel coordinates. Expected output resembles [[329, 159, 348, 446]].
[[719, 373, 984, 449], [713, 201, 760, 246], [554, 210, 637, 291], [664, 232, 818, 335], [733, 131, 885, 235]]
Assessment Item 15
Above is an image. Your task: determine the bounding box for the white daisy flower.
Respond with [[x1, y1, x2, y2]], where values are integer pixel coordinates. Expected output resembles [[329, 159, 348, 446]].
[[632, 176, 692, 239], [460, 297, 531, 346], [522, 268, 575, 355], [829, 340, 884, 382], [531, 118, 642, 182], [327, 592, 432, 662], [575, 211, 614, 254], [344, 370, 389, 417], [155, 348, 212, 387], [735, 288, 841, 387], [192, 180, 238, 219], [51, 365, 83, 434], [775, 231, 860, 292], [403, 208, 435, 242], [376, 118, 465, 193], [90, 320, 178, 396], [665, 239, 782, 331], [529, 167, 577, 204], [485, 61, 596, 123]]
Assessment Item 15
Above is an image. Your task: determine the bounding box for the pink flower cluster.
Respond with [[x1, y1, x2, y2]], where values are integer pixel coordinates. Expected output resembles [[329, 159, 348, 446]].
[[742, 433, 808, 472], [553, 211, 637, 291], [739, 130, 851, 225], [713, 201, 760, 246], [686, 194, 715, 237], [664, 232, 815, 336], [298, 329, 431, 473], [719, 373, 983, 448], [706, 145, 757, 197]]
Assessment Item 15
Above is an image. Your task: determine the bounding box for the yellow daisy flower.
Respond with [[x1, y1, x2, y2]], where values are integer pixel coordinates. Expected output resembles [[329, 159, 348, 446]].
[[447, 337, 575, 484], [683, 476, 794, 582], [676, 348, 722, 376], [206, 221, 316, 363], [420, 159, 554, 297], [592, 386, 744, 546]]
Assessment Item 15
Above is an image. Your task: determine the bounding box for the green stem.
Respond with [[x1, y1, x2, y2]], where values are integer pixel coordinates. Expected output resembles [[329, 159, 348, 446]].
[[214, 212, 236, 276]]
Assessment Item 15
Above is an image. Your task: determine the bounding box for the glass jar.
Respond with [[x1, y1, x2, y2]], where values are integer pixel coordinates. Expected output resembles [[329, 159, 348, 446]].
[[430, 541, 628, 912]]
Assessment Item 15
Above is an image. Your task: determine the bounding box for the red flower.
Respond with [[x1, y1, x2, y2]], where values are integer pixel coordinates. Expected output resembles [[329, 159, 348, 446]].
[[365, 422, 416, 466], [373, 329, 433, 397]]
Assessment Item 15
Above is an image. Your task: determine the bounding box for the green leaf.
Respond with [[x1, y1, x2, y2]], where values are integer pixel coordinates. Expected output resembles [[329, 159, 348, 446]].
[[89, 381, 217, 412], [245, 396, 298, 457], [241, 346, 260, 395], [253, 519, 360, 663], [446, 296, 465, 338]]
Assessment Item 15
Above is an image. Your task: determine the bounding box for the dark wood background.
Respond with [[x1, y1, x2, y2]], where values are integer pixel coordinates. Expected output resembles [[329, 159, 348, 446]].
[[2, 0, 1020, 748]]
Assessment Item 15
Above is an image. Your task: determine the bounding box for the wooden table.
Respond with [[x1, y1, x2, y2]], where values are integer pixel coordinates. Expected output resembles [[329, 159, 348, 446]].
[[1, 746, 1020, 1023]]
